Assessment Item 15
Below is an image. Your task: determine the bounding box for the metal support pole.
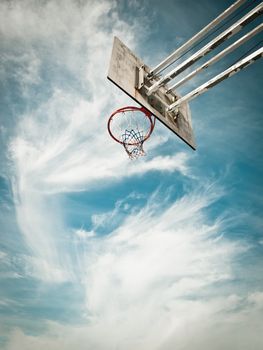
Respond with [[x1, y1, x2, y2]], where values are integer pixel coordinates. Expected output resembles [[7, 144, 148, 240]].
[[147, 2, 263, 95], [167, 47, 263, 112], [167, 24, 263, 93], [148, 0, 247, 77]]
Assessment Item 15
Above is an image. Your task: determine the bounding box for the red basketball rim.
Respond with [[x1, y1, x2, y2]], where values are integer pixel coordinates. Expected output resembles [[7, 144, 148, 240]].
[[107, 106, 155, 146]]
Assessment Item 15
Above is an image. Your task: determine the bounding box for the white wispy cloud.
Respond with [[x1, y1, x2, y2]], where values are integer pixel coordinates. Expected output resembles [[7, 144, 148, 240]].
[[3, 186, 262, 350], [4, 292, 263, 350], [2, 0, 191, 285], [81, 186, 241, 312], [1, 1, 262, 350]]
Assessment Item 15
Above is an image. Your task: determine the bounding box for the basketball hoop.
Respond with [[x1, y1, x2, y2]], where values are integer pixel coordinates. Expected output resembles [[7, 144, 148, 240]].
[[107, 106, 155, 159]]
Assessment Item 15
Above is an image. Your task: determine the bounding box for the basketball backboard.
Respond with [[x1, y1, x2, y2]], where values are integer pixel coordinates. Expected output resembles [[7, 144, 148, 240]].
[[107, 36, 196, 150]]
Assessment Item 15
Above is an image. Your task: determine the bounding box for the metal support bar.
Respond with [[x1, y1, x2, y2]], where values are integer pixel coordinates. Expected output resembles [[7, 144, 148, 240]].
[[167, 23, 263, 93], [148, 0, 247, 77], [167, 47, 263, 112], [147, 2, 263, 95]]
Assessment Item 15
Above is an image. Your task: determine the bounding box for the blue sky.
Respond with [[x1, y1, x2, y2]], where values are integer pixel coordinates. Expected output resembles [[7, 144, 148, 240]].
[[0, 0, 262, 349]]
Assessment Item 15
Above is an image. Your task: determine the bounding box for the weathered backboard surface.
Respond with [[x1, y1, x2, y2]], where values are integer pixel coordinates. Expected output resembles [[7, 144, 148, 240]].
[[107, 36, 196, 150]]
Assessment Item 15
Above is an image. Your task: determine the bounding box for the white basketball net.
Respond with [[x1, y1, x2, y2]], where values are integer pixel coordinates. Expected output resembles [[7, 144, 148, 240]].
[[122, 128, 146, 160]]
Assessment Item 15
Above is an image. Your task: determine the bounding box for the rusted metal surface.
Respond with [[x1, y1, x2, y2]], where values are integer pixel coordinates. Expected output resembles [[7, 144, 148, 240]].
[[148, 0, 247, 77], [148, 2, 263, 95], [107, 37, 196, 150], [168, 47, 263, 111], [167, 24, 263, 93]]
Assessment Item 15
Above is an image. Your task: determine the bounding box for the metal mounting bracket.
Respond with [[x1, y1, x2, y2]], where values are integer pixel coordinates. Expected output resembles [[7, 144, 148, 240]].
[[136, 65, 145, 90]]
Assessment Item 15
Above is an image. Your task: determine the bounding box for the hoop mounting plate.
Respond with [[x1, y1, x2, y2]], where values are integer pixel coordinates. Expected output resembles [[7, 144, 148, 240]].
[[107, 36, 196, 150]]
